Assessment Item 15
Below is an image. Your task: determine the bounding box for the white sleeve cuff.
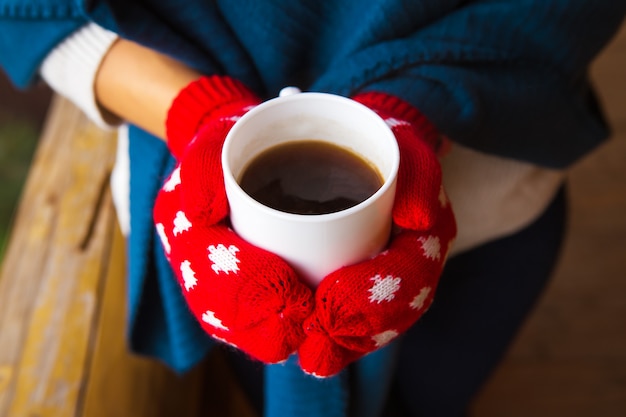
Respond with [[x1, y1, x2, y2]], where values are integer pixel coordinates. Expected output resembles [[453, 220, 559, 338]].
[[40, 22, 119, 130]]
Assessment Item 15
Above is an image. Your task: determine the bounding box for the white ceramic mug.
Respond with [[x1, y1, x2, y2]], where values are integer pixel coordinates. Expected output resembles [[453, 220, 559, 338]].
[[222, 88, 399, 287]]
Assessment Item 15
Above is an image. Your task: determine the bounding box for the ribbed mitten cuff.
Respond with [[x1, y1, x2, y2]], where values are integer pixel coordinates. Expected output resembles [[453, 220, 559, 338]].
[[353, 92, 440, 150], [165, 75, 260, 158]]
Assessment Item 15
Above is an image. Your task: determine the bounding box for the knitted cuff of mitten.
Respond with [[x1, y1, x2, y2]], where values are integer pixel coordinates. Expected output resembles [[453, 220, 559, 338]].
[[166, 75, 260, 159], [353, 92, 440, 151]]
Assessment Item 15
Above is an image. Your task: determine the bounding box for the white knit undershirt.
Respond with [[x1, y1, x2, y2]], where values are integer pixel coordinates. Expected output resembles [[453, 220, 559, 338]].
[[40, 23, 119, 130], [38, 23, 565, 255]]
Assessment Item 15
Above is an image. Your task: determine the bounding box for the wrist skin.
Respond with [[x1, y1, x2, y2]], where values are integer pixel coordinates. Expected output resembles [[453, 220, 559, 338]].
[[94, 38, 201, 140]]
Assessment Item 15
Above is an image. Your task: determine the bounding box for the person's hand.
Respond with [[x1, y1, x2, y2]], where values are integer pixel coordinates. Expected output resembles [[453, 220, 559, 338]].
[[153, 76, 313, 364], [297, 92, 457, 377]]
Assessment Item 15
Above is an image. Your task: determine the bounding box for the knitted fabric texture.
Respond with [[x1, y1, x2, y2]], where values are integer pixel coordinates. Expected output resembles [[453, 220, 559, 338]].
[[298, 92, 457, 377], [154, 181, 313, 362], [166, 75, 260, 159], [155, 75, 313, 363], [353, 92, 443, 231], [156, 79, 456, 374]]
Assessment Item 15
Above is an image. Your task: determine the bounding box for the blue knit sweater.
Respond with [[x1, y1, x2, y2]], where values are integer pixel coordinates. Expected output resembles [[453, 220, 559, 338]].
[[1, 1, 624, 416]]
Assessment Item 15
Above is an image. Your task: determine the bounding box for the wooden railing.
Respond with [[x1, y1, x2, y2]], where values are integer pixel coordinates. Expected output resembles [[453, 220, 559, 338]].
[[0, 96, 256, 417]]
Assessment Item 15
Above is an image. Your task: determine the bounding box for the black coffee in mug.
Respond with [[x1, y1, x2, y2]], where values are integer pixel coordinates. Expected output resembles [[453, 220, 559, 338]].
[[239, 140, 383, 215]]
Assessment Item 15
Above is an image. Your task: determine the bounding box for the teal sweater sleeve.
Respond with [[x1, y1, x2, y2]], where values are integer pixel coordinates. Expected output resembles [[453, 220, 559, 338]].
[[310, 1, 626, 168], [0, 1, 87, 88], [2, 0, 624, 167]]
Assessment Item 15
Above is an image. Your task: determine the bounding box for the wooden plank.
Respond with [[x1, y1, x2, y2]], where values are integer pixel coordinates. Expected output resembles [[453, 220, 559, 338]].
[[0, 95, 257, 417], [0, 95, 117, 417], [80, 224, 210, 417]]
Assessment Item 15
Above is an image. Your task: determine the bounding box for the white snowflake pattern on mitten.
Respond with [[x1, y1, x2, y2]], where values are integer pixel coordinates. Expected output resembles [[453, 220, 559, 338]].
[[208, 244, 241, 274], [372, 329, 399, 347], [173, 211, 192, 235], [202, 310, 229, 331], [418, 235, 441, 260], [368, 275, 402, 303], [163, 165, 181, 191], [180, 260, 198, 291], [409, 287, 431, 310]]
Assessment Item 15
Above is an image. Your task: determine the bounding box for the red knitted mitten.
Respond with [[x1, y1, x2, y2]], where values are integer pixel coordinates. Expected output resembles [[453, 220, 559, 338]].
[[154, 76, 314, 363], [298, 92, 457, 377]]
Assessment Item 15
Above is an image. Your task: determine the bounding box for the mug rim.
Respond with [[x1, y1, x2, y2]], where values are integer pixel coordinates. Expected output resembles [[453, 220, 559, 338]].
[[222, 91, 400, 223]]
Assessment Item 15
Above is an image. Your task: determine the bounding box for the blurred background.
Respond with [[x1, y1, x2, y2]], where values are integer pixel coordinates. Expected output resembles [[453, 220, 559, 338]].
[[0, 21, 624, 417], [470, 22, 626, 416], [0, 73, 51, 260]]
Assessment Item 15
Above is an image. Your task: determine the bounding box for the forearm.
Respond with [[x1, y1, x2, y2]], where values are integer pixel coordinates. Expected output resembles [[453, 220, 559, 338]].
[[95, 38, 202, 140]]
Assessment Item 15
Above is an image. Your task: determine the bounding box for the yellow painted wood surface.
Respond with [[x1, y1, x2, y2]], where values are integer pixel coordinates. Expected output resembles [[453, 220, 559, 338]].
[[0, 95, 117, 417], [81, 225, 209, 417], [0, 96, 257, 417]]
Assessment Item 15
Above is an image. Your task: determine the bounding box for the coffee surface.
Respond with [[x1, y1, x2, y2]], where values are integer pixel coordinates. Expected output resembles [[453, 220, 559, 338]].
[[239, 140, 383, 215]]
